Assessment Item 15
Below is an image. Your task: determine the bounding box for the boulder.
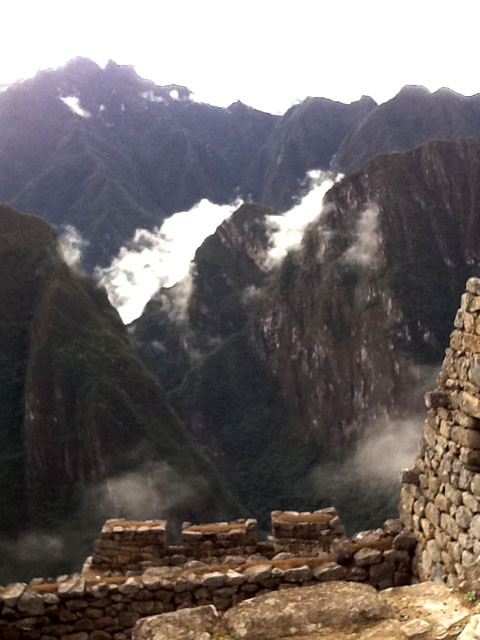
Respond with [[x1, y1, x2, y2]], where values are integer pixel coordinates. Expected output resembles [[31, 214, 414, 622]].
[[222, 582, 389, 638]]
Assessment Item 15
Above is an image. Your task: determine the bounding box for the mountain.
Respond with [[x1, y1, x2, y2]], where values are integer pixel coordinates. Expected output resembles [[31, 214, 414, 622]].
[[0, 58, 279, 268], [132, 137, 480, 531], [0, 203, 241, 582], [0, 58, 377, 269], [333, 85, 480, 173], [5, 62, 480, 274], [130, 202, 278, 390], [246, 95, 376, 209]]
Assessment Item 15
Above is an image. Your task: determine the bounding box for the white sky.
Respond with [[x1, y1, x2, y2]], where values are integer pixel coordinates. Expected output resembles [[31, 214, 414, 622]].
[[2, 0, 480, 113]]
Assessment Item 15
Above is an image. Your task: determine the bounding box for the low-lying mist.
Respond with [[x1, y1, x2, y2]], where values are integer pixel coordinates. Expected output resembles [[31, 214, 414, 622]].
[[308, 411, 424, 534]]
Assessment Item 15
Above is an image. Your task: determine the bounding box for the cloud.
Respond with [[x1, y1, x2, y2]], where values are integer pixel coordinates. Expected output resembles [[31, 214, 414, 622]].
[[264, 170, 341, 268], [96, 198, 242, 324], [94, 461, 199, 521], [344, 205, 380, 268], [58, 225, 88, 270], [14, 532, 66, 564]]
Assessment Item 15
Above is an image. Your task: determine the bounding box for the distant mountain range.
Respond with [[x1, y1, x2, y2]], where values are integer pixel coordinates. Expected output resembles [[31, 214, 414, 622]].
[[3, 58, 480, 270]]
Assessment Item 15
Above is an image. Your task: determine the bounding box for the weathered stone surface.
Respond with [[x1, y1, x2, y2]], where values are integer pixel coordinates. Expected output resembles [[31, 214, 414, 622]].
[[459, 613, 480, 639], [17, 589, 44, 616], [393, 531, 418, 552], [460, 391, 480, 419], [383, 582, 472, 640], [58, 574, 86, 598], [243, 564, 272, 583], [132, 604, 218, 639], [464, 333, 480, 355], [222, 582, 390, 639], [470, 514, 480, 538], [354, 548, 383, 566], [1, 583, 26, 607], [312, 562, 347, 581]]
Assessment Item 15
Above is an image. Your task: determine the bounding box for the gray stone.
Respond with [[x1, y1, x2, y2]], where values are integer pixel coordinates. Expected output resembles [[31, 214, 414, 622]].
[[282, 565, 312, 583], [393, 531, 417, 552], [222, 582, 390, 639], [466, 278, 480, 296], [460, 392, 480, 419], [132, 604, 219, 640], [312, 562, 347, 581], [1, 582, 26, 607], [17, 589, 45, 615], [119, 577, 142, 595], [463, 491, 480, 512], [471, 475, 480, 496], [354, 548, 383, 566], [425, 391, 450, 409], [243, 564, 272, 583], [470, 514, 480, 538], [224, 570, 246, 586], [200, 571, 226, 587], [58, 573, 86, 598], [456, 506, 473, 529]]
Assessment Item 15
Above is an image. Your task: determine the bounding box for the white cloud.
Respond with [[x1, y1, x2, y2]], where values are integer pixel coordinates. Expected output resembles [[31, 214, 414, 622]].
[[96, 198, 242, 324], [344, 205, 380, 268], [58, 225, 88, 269], [60, 95, 91, 118], [97, 461, 198, 520], [264, 170, 341, 268]]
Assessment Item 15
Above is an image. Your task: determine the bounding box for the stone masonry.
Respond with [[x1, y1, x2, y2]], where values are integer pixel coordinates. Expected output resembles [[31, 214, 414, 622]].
[[400, 277, 480, 585], [271, 507, 346, 554], [0, 513, 415, 639]]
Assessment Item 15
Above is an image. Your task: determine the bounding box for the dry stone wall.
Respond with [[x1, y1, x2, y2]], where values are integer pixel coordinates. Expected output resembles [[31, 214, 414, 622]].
[[271, 507, 346, 554], [0, 515, 415, 639], [400, 278, 480, 585], [89, 519, 268, 574]]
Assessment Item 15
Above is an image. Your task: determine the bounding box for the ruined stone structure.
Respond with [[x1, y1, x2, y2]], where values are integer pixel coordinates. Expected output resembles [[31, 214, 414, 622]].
[[400, 278, 480, 585], [271, 508, 346, 554], [0, 512, 415, 639]]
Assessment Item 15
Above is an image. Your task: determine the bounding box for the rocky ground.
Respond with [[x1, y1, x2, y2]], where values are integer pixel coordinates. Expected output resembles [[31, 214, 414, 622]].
[[132, 580, 480, 640]]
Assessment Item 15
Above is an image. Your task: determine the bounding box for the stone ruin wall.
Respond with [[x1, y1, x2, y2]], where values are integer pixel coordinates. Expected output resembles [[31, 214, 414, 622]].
[[0, 510, 416, 639], [400, 277, 480, 585]]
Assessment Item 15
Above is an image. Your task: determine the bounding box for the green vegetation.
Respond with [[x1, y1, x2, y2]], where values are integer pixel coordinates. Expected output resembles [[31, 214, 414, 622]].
[[0, 204, 242, 583]]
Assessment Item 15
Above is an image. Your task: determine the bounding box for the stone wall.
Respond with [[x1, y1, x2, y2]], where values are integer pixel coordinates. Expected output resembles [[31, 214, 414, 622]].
[[91, 520, 167, 573], [89, 519, 269, 575], [400, 278, 480, 585], [0, 517, 415, 639], [271, 507, 346, 554], [89, 511, 346, 575]]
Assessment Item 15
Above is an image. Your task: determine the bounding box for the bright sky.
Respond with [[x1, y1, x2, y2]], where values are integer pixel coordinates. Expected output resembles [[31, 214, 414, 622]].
[[3, 0, 479, 113]]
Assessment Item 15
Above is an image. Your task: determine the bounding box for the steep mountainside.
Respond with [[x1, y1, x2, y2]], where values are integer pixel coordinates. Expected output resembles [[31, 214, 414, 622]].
[[130, 203, 278, 390], [0, 204, 241, 581], [333, 85, 480, 173], [247, 95, 376, 208], [134, 137, 480, 530]]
